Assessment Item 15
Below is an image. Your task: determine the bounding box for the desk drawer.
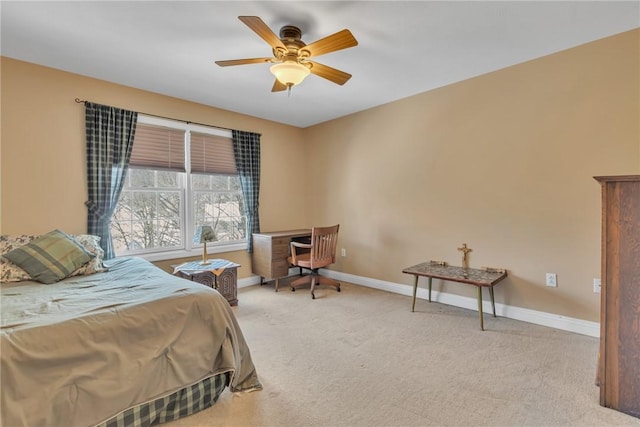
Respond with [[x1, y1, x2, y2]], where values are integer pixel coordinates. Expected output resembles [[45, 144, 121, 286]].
[[272, 259, 290, 277], [273, 243, 289, 258], [272, 237, 290, 246], [272, 238, 290, 257]]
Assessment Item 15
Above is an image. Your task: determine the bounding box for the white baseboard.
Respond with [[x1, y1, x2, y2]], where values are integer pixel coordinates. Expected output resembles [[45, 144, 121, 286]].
[[323, 269, 600, 337], [242, 269, 599, 337], [238, 275, 262, 288]]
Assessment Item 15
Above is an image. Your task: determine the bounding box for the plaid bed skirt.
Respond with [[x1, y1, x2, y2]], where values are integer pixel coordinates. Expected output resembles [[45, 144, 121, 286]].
[[98, 372, 230, 427]]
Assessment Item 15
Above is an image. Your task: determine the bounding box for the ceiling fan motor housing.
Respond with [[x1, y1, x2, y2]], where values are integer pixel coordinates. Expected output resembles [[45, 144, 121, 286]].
[[276, 25, 307, 60], [279, 25, 303, 42]]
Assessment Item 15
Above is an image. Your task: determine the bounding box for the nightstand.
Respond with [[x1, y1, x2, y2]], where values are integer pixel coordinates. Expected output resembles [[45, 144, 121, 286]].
[[172, 259, 240, 306]]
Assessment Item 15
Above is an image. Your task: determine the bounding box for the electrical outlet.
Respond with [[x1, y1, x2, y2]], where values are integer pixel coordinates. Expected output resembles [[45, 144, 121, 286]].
[[546, 273, 557, 287], [341, 248, 346, 257], [593, 278, 601, 294]]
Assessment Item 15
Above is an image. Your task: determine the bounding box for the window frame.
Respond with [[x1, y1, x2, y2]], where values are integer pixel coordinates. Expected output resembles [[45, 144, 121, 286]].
[[113, 114, 247, 262]]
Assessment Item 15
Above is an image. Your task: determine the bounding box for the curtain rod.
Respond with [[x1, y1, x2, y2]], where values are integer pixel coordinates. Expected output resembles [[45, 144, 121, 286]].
[[74, 98, 261, 136]]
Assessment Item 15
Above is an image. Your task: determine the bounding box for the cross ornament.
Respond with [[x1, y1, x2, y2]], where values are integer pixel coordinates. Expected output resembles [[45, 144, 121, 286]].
[[457, 243, 472, 268]]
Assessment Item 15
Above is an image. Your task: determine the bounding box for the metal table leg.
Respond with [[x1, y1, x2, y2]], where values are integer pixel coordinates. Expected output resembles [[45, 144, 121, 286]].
[[477, 286, 484, 331], [489, 285, 496, 317], [411, 275, 418, 312]]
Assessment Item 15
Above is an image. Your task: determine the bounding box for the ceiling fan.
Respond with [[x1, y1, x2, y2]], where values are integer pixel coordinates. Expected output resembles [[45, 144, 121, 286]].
[[215, 16, 358, 93]]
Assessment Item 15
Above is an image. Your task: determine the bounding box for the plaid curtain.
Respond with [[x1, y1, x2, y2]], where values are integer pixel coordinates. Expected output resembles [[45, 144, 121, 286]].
[[85, 102, 137, 259], [232, 130, 261, 253]]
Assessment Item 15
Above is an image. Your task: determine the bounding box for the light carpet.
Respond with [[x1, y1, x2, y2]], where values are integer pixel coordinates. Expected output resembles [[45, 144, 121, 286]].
[[168, 278, 640, 427]]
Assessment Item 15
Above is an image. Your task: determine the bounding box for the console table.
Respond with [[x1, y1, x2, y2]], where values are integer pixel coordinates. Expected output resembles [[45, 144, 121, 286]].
[[173, 259, 239, 306], [252, 229, 311, 291], [402, 262, 507, 330]]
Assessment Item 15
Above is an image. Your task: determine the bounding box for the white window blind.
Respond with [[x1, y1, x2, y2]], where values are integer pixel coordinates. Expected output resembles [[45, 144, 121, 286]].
[[129, 123, 186, 172], [190, 131, 237, 175]]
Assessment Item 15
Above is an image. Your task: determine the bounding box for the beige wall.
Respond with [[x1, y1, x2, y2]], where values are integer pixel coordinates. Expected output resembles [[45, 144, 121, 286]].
[[305, 29, 639, 322], [1, 29, 638, 321], [0, 57, 309, 278]]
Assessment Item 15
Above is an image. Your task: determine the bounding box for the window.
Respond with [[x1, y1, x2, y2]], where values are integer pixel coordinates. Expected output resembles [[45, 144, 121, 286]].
[[111, 115, 246, 258]]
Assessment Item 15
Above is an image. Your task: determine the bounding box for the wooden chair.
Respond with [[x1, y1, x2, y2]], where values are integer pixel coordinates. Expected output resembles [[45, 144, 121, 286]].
[[287, 225, 340, 299]]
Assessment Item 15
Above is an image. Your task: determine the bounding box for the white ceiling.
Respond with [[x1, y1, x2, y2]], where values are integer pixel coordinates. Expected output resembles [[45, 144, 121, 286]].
[[2, 1, 638, 128]]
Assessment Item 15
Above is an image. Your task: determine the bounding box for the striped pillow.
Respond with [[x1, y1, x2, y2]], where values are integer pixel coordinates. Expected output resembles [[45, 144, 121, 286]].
[[3, 229, 94, 284]]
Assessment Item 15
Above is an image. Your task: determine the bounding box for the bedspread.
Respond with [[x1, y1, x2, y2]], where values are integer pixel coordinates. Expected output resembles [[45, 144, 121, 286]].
[[1, 256, 261, 427]]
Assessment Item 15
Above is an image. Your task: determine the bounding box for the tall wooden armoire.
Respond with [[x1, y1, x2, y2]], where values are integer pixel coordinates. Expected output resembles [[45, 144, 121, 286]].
[[594, 175, 640, 418]]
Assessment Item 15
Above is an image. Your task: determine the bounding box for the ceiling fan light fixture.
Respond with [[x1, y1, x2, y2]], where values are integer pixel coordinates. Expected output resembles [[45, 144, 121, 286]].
[[270, 62, 310, 87]]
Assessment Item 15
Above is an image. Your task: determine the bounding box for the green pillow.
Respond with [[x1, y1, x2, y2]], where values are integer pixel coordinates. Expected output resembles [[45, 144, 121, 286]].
[[3, 229, 94, 284]]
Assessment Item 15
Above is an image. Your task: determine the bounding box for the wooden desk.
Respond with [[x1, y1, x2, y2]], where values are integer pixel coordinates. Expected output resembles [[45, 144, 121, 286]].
[[402, 262, 507, 330], [252, 229, 311, 291]]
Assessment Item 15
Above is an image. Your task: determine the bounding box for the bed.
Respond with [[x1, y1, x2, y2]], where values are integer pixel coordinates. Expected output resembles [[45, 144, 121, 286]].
[[1, 247, 262, 427]]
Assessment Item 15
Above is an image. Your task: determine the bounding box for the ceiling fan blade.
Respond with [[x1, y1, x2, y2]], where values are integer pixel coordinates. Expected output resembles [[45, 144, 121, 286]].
[[301, 29, 358, 58], [238, 16, 287, 51], [271, 79, 288, 92], [308, 61, 352, 85], [215, 58, 274, 67]]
